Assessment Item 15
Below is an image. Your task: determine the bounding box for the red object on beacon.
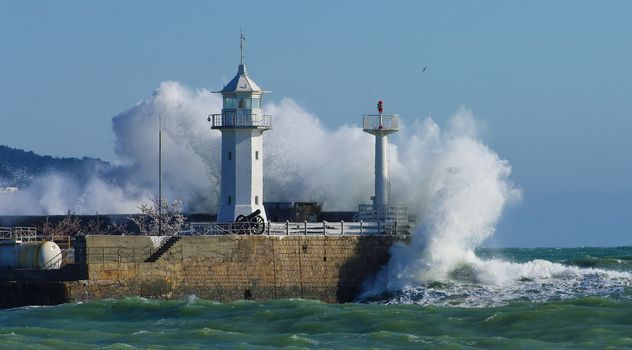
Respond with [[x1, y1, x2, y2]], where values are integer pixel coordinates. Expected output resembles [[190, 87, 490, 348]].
[[377, 100, 383, 113]]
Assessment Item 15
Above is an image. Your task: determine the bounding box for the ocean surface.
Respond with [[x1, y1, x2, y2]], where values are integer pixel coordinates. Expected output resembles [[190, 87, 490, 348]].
[[1, 247, 632, 349]]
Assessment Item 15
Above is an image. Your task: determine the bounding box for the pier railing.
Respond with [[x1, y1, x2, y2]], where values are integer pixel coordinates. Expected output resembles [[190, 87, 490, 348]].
[[354, 205, 409, 223], [76, 220, 412, 264], [0, 227, 74, 245], [77, 221, 411, 265], [0, 227, 38, 241], [185, 220, 412, 237]]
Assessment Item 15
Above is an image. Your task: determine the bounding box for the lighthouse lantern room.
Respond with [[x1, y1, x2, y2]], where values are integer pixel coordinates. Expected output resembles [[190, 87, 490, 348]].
[[209, 34, 271, 222]]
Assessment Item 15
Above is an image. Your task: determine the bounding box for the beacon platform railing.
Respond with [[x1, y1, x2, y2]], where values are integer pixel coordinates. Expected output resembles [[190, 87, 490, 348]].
[[362, 114, 399, 131], [210, 111, 272, 129]]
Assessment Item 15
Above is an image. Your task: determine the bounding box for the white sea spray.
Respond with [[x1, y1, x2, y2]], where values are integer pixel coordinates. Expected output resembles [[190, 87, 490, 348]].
[[1, 81, 510, 218]]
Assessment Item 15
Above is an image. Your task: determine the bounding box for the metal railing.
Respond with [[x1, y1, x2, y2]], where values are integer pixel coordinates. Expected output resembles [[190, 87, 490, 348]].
[[185, 220, 411, 237], [0, 228, 74, 249], [210, 111, 272, 129], [0, 227, 38, 241], [363, 114, 399, 131], [0, 227, 10, 239], [354, 205, 409, 223], [74, 220, 414, 265], [188, 222, 238, 235]]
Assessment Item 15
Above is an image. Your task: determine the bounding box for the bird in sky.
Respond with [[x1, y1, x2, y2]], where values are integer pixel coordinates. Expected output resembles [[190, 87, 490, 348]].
[[422, 66, 428, 72]]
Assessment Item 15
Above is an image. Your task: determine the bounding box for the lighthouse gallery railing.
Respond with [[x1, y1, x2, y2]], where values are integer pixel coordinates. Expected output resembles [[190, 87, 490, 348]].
[[362, 114, 399, 131], [210, 111, 272, 128]]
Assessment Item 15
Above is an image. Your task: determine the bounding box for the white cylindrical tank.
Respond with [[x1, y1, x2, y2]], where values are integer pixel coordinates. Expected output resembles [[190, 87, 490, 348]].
[[0, 241, 62, 270]]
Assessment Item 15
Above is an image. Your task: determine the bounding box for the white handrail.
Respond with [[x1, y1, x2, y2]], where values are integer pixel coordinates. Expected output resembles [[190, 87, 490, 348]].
[[184, 220, 410, 237], [0, 226, 38, 241], [210, 112, 272, 128]]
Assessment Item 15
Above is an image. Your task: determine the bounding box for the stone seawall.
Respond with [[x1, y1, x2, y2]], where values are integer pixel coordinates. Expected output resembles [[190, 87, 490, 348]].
[[69, 235, 398, 303], [1, 235, 402, 307]]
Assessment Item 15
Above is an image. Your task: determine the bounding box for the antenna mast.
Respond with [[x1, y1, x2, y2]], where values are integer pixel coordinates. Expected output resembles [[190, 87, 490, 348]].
[[158, 113, 163, 236], [240, 32, 245, 65]]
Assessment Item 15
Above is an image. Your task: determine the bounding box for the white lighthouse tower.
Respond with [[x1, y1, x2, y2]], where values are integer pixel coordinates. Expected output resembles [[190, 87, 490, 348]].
[[210, 34, 271, 222], [355, 101, 408, 226], [365, 100, 398, 209]]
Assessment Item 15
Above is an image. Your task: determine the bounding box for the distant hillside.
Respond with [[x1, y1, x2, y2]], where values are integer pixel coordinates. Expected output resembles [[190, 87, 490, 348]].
[[0, 145, 111, 187]]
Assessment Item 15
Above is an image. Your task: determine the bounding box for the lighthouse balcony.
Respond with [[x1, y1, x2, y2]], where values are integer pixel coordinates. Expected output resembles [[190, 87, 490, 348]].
[[363, 114, 399, 132], [210, 111, 272, 129]]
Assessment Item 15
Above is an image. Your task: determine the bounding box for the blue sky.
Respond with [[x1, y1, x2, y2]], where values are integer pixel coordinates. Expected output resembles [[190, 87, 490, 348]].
[[1, 1, 631, 247]]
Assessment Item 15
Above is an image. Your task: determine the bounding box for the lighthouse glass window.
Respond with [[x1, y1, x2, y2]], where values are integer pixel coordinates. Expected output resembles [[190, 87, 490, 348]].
[[238, 98, 251, 109], [251, 97, 261, 109], [224, 97, 238, 109]]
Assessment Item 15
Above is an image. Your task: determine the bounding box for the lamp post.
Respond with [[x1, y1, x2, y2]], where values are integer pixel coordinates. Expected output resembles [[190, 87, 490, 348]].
[[158, 113, 163, 236]]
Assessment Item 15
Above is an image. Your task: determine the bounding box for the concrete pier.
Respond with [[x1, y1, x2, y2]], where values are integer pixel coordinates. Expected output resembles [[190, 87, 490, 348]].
[[1, 235, 402, 308]]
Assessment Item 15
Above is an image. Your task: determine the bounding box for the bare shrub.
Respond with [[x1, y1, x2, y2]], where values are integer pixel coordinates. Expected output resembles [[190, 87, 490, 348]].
[[127, 199, 186, 236]]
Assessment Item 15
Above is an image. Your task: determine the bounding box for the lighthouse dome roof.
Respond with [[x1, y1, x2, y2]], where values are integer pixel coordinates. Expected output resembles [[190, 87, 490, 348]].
[[220, 64, 262, 93]]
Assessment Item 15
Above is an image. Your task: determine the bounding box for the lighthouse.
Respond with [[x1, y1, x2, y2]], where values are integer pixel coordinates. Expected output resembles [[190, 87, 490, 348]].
[[210, 34, 271, 222], [365, 100, 398, 209], [356, 101, 407, 224]]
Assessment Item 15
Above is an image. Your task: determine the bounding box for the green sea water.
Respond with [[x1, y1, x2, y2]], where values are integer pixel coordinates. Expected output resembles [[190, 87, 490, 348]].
[[2, 247, 632, 349]]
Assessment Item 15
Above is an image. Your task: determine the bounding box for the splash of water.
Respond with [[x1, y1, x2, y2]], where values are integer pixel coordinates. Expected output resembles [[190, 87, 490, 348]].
[[363, 111, 521, 294], [375, 257, 632, 307], [263, 98, 373, 209], [360, 113, 632, 306], [111, 81, 222, 213], [2, 81, 488, 215], [4, 80, 629, 307]]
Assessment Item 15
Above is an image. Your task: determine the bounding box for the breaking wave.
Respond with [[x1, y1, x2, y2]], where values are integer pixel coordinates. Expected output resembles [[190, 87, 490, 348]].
[[0, 80, 508, 216], [364, 255, 632, 307], [357, 109, 632, 307]]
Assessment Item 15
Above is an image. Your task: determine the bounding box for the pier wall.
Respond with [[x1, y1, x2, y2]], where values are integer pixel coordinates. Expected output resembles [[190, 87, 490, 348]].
[[63, 235, 398, 304]]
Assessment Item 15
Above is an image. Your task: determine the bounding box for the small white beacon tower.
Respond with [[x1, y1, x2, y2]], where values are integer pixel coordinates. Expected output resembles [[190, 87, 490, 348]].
[[209, 34, 271, 222], [364, 100, 398, 209], [357, 100, 404, 223]]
